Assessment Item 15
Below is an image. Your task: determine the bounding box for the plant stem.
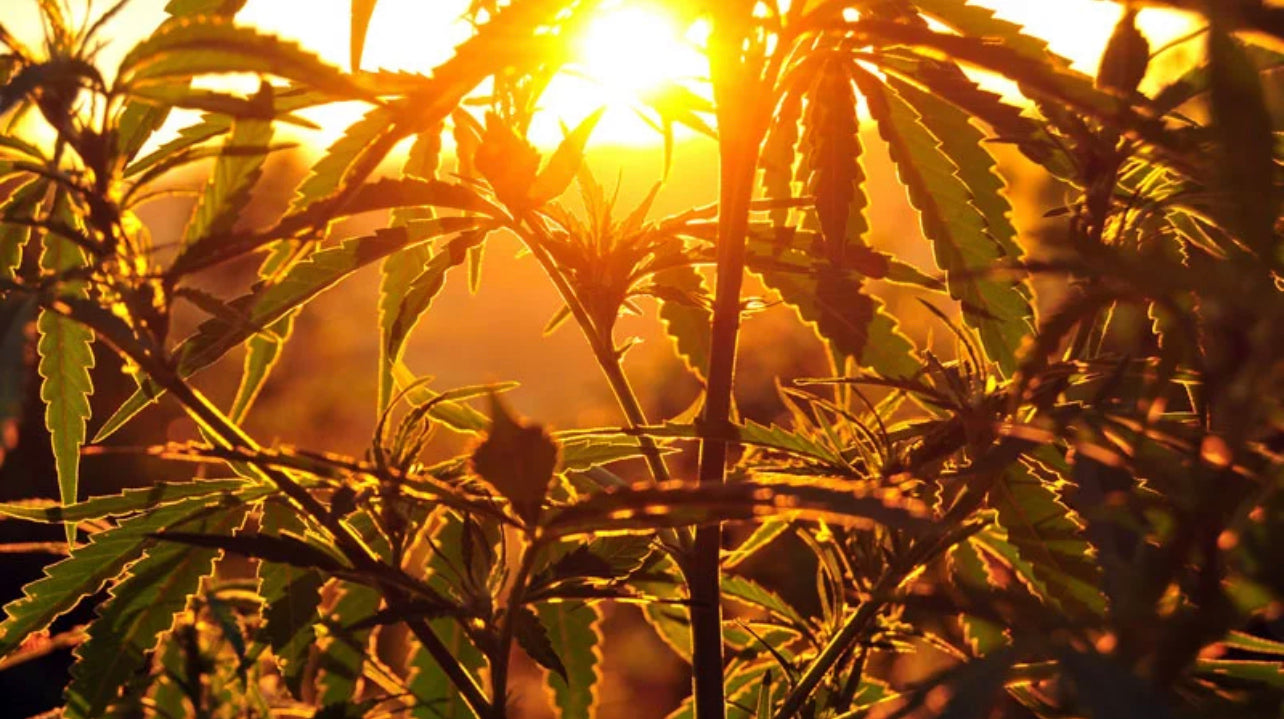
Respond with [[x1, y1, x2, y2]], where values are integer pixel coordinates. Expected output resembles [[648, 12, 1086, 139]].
[[516, 214, 673, 486], [489, 538, 541, 719], [772, 518, 987, 719], [691, 4, 765, 714], [40, 296, 494, 719]]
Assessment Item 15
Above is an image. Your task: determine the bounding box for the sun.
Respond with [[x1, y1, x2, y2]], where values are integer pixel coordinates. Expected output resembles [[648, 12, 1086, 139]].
[[577, 5, 707, 97], [529, 2, 711, 146]]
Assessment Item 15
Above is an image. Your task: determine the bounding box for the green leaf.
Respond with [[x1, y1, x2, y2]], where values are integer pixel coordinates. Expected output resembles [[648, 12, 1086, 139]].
[[755, 255, 918, 378], [721, 574, 806, 628], [255, 503, 325, 699], [888, 76, 1022, 259], [947, 538, 1013, 655], [96, 225, 437, 441], [291, 105, 394, 213], [177, 82, 274, 252], [722, 519, 789, 570], [633, 553, 690, 661], [385, 228, 490, 399], [989, 460, 1105, 616], [230, 311, 294, 422], [853, 68, 1031, 375], [316, 580, 381, 705], [472, 395, 559, 527], [119, 15, 368, 99], [38, 194, 94, 543], [535, 601, 601, 719], [350, 0, 378, 71], [0, 478, 255, 523], [1194, 659, 1284, 689], [652, 264, 712, 381], [378, 127, 442, 412], [559, 437, 671, 472], [1223, 631, 1284, 657], [62, 504, 248, 719], [0, 495, 242, 660], [529, 108, 604, 206], [406, 617, 486, 719], [1, 177, 46, 280]]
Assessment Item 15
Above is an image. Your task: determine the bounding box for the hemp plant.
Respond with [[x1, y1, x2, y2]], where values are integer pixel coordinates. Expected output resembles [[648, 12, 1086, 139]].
[[0, 0, 1281, 718]]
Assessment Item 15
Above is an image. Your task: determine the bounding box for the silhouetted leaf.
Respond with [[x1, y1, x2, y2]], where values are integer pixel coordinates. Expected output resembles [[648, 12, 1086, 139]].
[[798, 54, 869, 262], [350, 0, 378, 71], [543, 477, 930, 538], [1058, 649, 1176, 719], [151, 531, 347, 573], [120, 16, 369, 99], [529, 108, 604, 206], [472, 395, 559, 527], [514, 605, 566, 679], [1208, 27, 1279, 257]]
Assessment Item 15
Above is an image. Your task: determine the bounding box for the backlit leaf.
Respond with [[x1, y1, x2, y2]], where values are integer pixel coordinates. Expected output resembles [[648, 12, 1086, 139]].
[[652, 264, 712, 380], [535, 600, 601, 718], [854, 68, 1031, 375], [119, 16, 369, 99], [350, 0, 378, 71], [37, 193, 94, 543], [0, 495, 242, 660], [62, 504, 248, 719]]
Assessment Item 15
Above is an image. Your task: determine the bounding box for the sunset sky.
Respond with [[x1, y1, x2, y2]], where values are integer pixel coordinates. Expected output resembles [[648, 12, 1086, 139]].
[[6, 0, 1200, 149]]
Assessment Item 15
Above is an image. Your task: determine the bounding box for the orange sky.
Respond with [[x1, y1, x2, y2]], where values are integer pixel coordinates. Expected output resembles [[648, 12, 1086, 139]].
[[6, 0, 1200, 150]]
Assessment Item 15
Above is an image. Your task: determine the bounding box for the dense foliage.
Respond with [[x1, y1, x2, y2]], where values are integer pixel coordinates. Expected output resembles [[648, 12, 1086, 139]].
[[0, 0, 1281, 717]]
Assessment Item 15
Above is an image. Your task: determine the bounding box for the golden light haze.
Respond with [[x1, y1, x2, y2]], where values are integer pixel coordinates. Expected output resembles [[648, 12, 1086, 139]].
[[7, 0, 1198, 150]]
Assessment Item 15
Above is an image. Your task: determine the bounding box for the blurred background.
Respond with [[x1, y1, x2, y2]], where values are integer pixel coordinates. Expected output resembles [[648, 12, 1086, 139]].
[[0, 0, 1215, 716]]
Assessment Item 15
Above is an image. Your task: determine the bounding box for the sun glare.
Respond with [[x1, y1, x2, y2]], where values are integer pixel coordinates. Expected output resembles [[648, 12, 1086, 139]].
[[529, 3, 710, 146], [578, 6, 706, 96]]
